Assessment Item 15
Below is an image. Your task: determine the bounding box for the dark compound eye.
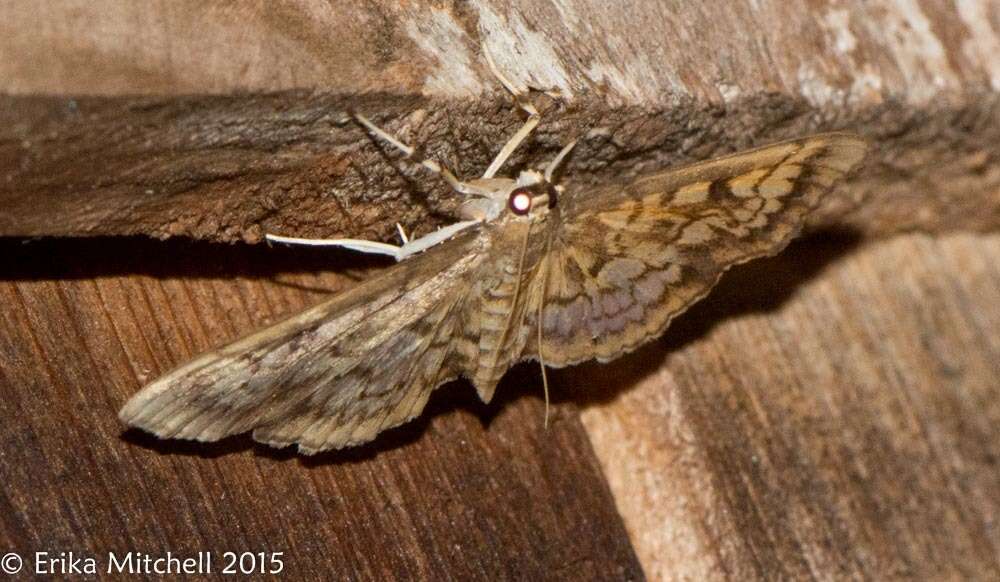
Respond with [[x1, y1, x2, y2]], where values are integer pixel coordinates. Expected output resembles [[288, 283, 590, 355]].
[[508, 188, 532, 215], [545, 183, 559, 208]]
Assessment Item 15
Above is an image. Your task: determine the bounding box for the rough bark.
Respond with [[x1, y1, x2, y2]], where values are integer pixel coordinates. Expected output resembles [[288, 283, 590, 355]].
[[1, 1, 998, 241]]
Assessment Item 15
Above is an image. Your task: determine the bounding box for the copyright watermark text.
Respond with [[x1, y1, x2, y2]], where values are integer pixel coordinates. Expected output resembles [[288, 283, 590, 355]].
[[0, 551, 283, 576], [1, 553, 22, 575]]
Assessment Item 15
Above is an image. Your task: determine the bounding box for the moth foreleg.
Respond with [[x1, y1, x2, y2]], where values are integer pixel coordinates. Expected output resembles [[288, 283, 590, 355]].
[[395, 219, 482, 259], [354, 113, 492, 197], [265, 233, 404, 260], [265, 219, 482, 262], [543, 139, 578, 183], [480, 49, 544, 180]]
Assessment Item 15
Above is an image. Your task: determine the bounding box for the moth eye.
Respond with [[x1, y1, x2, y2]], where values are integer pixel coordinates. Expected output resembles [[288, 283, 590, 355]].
[[508, 189, 533, 215], [546, 183, 559, 208]]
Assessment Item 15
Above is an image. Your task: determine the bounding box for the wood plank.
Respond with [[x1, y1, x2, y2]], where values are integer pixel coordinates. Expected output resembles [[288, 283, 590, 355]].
[[2, 1, 999, 241], [578, 232, 1000, 579], [0, 238, 643, 580], [2, 1, 1000, 579]]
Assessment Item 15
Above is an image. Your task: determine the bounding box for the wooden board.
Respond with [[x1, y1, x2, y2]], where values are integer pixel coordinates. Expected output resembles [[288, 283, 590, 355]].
[[2, 1, 1000, 580], [2, 1, 998, 242], [578, 232, 1000, 579], [0, 238, 643, 579]]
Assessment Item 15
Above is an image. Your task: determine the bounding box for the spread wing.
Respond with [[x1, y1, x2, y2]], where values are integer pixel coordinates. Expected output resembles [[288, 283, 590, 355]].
[[119, 232, 485, 454], [528, 133, 868, 366]]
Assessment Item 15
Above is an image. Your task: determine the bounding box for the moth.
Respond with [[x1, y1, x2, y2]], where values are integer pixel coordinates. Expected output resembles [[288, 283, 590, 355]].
[[119, 60, 867, 454]]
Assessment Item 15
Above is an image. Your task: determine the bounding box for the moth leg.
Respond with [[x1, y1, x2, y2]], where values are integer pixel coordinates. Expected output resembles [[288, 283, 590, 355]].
[[396, 223, 410, 244], [395, 219, 481, 259], [265, 219, 482, 262], [481, 111, 540, 180], [483, 47, 540, 117], [265, 233, 403, 260], [543, 139, 578, 183], [354, 113, 492, 197], [481, 49, 542, 180]]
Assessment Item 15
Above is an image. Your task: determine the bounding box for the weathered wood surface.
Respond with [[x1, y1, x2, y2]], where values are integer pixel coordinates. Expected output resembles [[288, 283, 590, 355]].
[[577, 231, 1000, 580], [1, 1, 998, 241], [0, 238, 643, 579], [2, 1, 1000, 580]]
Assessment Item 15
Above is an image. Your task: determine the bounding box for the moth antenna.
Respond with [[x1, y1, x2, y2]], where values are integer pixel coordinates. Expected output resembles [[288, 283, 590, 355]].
[[480, 44, 546, 180]]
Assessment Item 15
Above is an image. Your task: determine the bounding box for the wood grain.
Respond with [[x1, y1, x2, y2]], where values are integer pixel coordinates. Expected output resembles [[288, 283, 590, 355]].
[[577, 232, 1000, 580], [1, 1, 998, 242], [0, 238, 643, 580], [2, 1, 999, 580]]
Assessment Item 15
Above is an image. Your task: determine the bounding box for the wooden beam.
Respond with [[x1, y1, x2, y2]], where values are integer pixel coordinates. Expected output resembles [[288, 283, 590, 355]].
[[1, 2, 998, 241], [577, 231, 1000, 579], [0, 238, 644, 578], [2, 1, 999, 579]]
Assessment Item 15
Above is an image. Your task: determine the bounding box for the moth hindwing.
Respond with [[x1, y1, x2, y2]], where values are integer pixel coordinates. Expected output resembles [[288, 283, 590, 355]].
[[120, 68, 867, 453]]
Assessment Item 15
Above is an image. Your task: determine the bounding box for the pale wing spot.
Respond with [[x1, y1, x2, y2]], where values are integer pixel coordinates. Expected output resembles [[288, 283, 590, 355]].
[[671, 181, 711, 204], [732, 208, 755, 222], [746, 213, 768, 228], [598, 258, 647, 286], [790, 141, 825, 163], [548, 297, 577, 337], [622, 218, 655, 235], [703, 215, 749, 238], [634, 267, 680, 305], [678, 219, 715, 245], [728, 169, 769, 198], [771, 162, 803, 182], [759, 164, 802, 198], [597, 211, 630, 231], [744, 197, 764, 211], [809, 167, 837, 188], [762, 198, 783, 213], [642, 192, 664, 207], [822, 151, 864, 172], [600, 288, 632, 316], [597, 200, 640, 230], [769, 222, 794, 242], [632, 240, 675, 268], [664, 264, 682, 284], [603, 302, 645, 334], [634, 271, 667, 304]]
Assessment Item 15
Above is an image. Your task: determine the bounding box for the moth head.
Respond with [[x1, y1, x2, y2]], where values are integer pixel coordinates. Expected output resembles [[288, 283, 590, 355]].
[[505, 170, 561, 218], [506, 183, 559, 216]]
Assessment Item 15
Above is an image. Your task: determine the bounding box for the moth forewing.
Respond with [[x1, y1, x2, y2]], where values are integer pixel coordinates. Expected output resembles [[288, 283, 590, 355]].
[[119, 232, 487, 452], [525, 133, 868, 368]]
